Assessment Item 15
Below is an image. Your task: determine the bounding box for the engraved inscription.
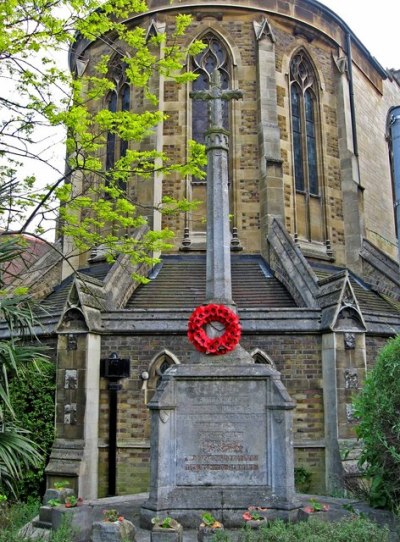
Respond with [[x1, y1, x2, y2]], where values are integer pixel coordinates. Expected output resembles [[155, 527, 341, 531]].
[[176, 380, 267, 485]]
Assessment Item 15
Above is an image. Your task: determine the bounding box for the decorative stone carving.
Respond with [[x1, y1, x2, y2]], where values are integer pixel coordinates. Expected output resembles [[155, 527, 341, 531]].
[[344, 369, 358, 389], [65, 370, 78, 389], [345, 404, 356, 423], [64, 403, 77, 425], [344, 332, 356, 350], [253, 18, 276, 43], [159, 409, 170, 423], [67, 333, 77, 350], [332, 54, 348, 75]]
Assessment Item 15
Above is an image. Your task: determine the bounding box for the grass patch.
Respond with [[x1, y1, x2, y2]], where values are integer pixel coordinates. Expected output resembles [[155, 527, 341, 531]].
[[0, 500, 74, 542], [235, 517, 390, 542]]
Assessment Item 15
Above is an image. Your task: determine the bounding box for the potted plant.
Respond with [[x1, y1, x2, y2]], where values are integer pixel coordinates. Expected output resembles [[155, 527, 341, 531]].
[[103, 509, 124, 523], [44, 480, 75, 505], [242, 507, 268, 529], [91, 509, 136, 542], [198, 512, 224, 542], [64, 496, 83, 508], [299, 498, 330, 521], [151, 516, 183, 542]]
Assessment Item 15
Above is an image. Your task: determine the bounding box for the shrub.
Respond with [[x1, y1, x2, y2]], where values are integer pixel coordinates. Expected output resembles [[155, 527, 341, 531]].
[[353, 335, 400, 509], [294, 466, 312, 493], [7, 363, 55, 500]]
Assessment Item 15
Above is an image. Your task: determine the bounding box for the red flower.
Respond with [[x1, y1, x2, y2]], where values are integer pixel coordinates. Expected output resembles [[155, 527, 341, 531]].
[[242, 512, 252, 521]]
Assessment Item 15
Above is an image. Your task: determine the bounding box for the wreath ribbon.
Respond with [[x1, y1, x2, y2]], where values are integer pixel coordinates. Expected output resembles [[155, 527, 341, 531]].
[[187, 303, 241, 355]]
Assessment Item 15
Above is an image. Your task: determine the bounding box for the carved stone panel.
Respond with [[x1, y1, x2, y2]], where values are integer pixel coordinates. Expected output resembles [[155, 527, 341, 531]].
[[176, 380, 267, 486], [344, 332, 356, 350], [344, 369, 358, 389], [345, 404, 356, 423], [64, 403, 77, 425], [64, 369, 78, 389]]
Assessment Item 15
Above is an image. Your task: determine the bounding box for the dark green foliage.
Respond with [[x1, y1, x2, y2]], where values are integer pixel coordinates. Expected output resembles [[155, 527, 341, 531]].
[[235, 518, 388, 542], [7, 363, 55, 500], [294, 466, 312, 493], [354, 335, 400, 509]]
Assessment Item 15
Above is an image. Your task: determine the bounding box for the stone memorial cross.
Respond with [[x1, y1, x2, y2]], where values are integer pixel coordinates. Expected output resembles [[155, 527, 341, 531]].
[[190, 70, 243, 306]]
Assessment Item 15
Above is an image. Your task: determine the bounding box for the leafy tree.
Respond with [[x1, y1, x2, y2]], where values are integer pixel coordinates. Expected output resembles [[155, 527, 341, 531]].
[[0, 0, 206, 270], [354, 335, 400, 509]]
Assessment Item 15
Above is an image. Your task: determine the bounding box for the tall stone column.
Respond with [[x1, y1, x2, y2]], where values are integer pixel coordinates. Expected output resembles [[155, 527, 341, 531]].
[[191, 71, 243, 305]]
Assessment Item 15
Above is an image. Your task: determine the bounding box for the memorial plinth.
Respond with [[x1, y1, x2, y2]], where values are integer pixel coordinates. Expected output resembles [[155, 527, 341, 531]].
[[140, 71, 299, 528], [140, 363, 299, 528]]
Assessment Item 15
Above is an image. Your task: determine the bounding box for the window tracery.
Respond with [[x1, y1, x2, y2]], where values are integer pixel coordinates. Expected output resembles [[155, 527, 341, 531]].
[[290, 51, 323, 243], [105, 56, 130, 191]]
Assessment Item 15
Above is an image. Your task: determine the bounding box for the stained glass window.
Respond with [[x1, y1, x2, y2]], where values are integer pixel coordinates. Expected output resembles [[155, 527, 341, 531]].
[[290, 51, 323, 242], [290, 52, 319, 196], [105, 59, 130, 193]]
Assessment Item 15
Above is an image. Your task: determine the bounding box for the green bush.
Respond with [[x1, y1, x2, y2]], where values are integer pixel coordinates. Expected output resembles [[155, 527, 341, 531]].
[[6, 363, 55, 500], [294, 466, 312, 493], [354, 335, 400, 509]]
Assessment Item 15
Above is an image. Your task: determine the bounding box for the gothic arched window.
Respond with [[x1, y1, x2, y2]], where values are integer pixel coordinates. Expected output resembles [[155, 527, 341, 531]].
[[105, 57, 130, 191], [191, 33, 230, 181], [290, 51, 323, 243]]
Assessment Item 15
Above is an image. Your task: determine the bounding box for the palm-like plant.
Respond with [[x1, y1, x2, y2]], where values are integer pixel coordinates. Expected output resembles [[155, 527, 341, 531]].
[[0, 235, 49, 494]]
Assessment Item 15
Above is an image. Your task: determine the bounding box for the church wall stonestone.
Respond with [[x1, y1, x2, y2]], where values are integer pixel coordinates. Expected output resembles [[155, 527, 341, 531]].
[[353, 65, 398, 258], [45, 0, 400, 501], [98, 332, 327, 494]]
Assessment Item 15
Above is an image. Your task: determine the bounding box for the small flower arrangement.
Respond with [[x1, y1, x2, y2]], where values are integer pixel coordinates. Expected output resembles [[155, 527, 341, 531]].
[[200, 512, 223, 529], [103, 509, 124, 523], [65, 496, 83, 508], [151, 516, 180, 529], [303, 498, 329, 514], [242, 511, 263, 521]]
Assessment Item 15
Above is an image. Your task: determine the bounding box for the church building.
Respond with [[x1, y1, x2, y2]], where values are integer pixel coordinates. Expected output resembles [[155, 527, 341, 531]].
[[15, 0, 400, 498]]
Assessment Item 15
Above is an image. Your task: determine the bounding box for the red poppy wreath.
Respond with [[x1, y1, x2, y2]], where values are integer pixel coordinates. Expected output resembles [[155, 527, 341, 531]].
[[187, 303, 241, 355]]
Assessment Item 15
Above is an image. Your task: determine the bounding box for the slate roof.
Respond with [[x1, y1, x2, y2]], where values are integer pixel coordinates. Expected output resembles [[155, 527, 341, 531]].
[[126, 255, 297, 310], [312, 263, 398, 314], [39, 262, 112, 315]]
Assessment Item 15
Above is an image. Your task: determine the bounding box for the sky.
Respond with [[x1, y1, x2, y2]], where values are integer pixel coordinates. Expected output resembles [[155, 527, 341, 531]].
[[321, 0, 399, 70]]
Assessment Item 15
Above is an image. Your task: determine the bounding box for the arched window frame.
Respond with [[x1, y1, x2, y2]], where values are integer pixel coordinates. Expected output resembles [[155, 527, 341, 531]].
[[250, 348, 276, 370], [146, 350, 180, 398], [105, 56, 131, 191], [289, 50, 325, 244], [190, 32, 232, 184]]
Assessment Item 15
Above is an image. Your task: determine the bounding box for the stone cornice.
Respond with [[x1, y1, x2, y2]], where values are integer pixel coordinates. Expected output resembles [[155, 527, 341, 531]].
[[69, 0, 388, 80]]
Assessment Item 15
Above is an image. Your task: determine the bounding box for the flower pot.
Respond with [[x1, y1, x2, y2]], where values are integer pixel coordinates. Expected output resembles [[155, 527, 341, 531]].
[[151, 524, 183, 542], [244, 519, 267, 530], [91, 519, 136, 542], [198, 525, 224, 542]]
